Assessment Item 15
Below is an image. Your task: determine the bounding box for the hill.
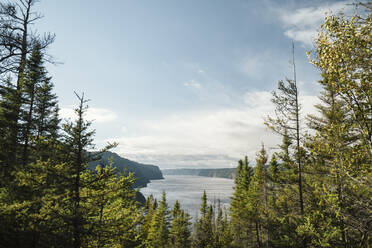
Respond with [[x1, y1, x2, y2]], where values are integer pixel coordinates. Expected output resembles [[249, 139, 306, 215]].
[[88, 151, 163, 188], [162, 168, 236, 179]]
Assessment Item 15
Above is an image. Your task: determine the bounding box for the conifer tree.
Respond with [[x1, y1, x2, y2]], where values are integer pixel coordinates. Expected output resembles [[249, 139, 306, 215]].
[[0, 0, 55, 168], [147, 191, 170, 248], [143, 194, 158, 240], [265, 43, 306, 219], [214, 201, 232, 248], [245, 145, 268, 248], [42, 92, 96, 248], [193, 191, 214, 248], [229, 156, 253, 246], [0, 78, 18, 182], [169, 200, 192, 248], [20, 43, 51, 166]]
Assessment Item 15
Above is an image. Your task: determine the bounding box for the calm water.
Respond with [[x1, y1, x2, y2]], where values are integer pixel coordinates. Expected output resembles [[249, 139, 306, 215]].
[[140, 175, 235, 218]]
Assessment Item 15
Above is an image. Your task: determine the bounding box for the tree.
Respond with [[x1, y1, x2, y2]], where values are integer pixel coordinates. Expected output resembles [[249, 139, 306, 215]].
[[300, 4, 372, 246], [265, 43, 305, 218], [214, 200, 232, 248], [60, 92, 95, 248], [193, 191, 214, 248], [20, 43, 54, 166], [0, 0, 55, 75], [244, 144, 268, 248], [83, 165, 143, 248], [0, 0, 55, 168], [169, 200, 192, 248], [0, 77, 18, 183], [229, 156, 253, 246], [147, 191, 170, 248], [143, 194, 158, 240]]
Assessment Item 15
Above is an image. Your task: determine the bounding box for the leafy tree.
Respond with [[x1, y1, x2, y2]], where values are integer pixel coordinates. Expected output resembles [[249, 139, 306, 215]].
[[300, 4, 372, 246]]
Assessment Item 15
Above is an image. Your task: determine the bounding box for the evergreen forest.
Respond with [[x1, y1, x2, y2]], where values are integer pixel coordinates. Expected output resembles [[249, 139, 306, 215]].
[[0, 1, 370, 247]]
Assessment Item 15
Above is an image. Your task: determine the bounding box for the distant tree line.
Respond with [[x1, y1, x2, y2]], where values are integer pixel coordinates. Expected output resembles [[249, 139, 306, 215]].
[[0, 1, 370, 247]]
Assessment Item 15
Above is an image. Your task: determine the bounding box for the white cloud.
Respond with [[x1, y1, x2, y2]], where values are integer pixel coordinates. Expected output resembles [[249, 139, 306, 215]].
[[184, 79, 202, 89], [107, 90, 319, 169], [276, 1, 353, 47], [60, 107, 117, 124]]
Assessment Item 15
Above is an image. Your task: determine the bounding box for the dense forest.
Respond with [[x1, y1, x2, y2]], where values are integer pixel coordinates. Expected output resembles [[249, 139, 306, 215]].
[[0, 0, 370, 247]]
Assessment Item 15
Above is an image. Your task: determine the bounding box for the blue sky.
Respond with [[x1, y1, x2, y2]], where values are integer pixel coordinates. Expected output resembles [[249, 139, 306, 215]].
[[35, 0, 353, 168]]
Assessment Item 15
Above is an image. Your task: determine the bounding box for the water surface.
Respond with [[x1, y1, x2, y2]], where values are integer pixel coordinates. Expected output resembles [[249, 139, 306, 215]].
[[140, 175, 234, 218]]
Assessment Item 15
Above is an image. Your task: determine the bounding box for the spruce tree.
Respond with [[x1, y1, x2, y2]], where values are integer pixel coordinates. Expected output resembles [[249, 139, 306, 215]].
[[193, 191, 214, 248], [245, 145, 268, 248], [0, 78, 19, 182], [265, 43, 306, 219], [147, 191, 170, 248], [214, 201, 232, 248], [20, 43, 51, 166], [230, 156, 253, 246], [169, 200, 192, 248], [0, 0, 55, 168]]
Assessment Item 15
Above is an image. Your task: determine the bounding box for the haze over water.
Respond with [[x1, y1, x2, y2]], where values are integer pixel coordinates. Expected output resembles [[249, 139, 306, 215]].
[[140, 175, 235, 218]]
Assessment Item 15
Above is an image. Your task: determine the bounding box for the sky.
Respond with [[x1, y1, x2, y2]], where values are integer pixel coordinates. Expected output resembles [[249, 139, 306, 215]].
[[35, 0, 355, 169]]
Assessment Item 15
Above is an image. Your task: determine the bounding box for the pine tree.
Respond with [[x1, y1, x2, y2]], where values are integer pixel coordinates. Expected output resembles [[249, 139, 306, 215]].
[[244, 145, 268, 248], [229, 156, 253, 246], [169, 200, 192, 248], [265, 43, 305, 219], [144, 194, 158, 240], [0, 78, 19, 183], [20, 43, 52, 166], [59, 92, 95, 248], [83, 165, 143, 247], [147, 191, 170, 248], [0, 0, 55, 168], [214, 200, 232, 248], [193, 191, 214, 248]]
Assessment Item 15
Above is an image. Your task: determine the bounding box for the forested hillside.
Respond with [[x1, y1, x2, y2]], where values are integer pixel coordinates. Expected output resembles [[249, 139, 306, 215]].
[[162, 168, 236, 179], [89, 151, 163, 188], [0, 1, 370, 247]]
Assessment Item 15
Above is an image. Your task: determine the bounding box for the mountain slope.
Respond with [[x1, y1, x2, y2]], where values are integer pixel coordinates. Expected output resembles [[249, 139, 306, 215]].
[[88, 151, 163, 188]]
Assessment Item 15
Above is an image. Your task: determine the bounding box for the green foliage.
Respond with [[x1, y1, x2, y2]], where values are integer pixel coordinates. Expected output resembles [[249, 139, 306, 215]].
[[229, 156, 253, 246], [169, 200, 192, 248], [193, 191, 214, 248], [146, 191, 170, 248], [0, 2, 370, 248], [300, 4, 372, 246]]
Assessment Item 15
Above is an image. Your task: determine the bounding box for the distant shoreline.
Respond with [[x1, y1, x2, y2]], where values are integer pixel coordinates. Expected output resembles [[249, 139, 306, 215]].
[[162, 168, 236, 179]]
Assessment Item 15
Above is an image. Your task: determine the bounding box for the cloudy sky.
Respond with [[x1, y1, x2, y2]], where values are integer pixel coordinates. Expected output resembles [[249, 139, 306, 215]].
[[36, 0, 354, 168]]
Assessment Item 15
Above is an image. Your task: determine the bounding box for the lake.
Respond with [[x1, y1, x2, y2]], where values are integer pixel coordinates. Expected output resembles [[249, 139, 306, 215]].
[[140, 175, 235, 218]]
